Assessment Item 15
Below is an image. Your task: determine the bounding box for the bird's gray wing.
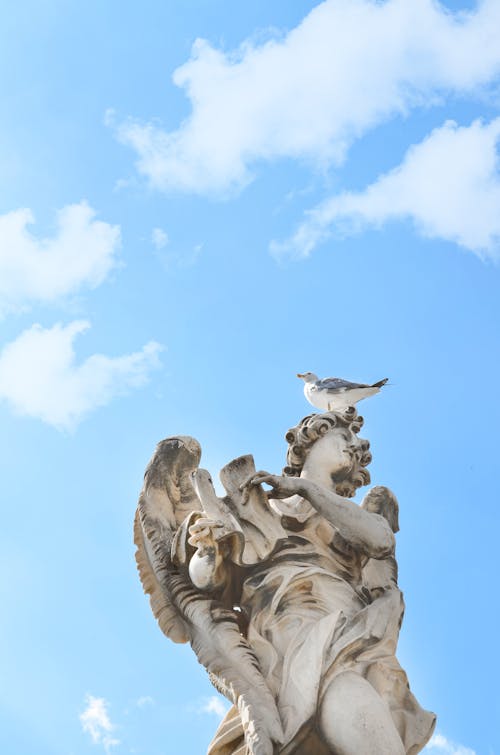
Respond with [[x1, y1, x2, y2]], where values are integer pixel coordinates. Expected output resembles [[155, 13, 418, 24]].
[[315, 377, 367, 392]]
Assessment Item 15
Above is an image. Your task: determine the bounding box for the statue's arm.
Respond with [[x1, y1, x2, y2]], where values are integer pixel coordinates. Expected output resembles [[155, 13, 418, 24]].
[[300, 479, 395, 558], [246, 472, 394, 559]]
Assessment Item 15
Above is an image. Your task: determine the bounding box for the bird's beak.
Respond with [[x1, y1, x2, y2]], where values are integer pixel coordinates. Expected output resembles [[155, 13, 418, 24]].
[[297, 373, 306, 378]]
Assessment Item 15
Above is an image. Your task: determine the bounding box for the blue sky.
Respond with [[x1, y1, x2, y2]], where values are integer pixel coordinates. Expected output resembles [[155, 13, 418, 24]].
[[0, 1, 499, 753]]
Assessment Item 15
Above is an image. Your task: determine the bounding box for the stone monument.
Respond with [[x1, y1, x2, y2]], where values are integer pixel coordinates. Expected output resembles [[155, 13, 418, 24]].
[[134, 407, 436, 754]]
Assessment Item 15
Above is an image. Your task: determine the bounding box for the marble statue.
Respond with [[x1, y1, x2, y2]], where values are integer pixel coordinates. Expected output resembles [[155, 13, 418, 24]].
[[134, 407, 436, 754]]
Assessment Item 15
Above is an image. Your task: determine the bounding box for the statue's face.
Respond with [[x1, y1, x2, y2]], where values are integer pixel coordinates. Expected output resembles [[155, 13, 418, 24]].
[[301, 426, 368, 492]]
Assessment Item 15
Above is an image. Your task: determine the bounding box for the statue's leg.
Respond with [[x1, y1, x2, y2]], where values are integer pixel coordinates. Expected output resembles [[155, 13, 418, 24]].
[[318, 670, 405, 755]]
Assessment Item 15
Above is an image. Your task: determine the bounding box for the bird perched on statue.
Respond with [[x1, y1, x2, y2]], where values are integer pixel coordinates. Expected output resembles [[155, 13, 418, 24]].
[[297, 372, 388, 411]]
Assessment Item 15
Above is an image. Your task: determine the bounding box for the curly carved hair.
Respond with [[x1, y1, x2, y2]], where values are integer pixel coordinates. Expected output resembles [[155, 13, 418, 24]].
[[283, 407, 371, 496]]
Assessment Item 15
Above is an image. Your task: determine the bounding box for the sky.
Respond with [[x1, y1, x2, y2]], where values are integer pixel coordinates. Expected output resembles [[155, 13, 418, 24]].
[[0, 1, 499, 753]]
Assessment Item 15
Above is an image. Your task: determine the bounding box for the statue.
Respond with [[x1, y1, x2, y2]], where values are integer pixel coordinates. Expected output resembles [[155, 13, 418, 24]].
[[134, 408, 436, 754]]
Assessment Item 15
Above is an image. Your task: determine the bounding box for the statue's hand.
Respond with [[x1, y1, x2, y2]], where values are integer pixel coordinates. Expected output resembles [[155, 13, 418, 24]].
[[188, 518, 226, 556], [242, 471, 304, 500], [188, 518, 229, 591]]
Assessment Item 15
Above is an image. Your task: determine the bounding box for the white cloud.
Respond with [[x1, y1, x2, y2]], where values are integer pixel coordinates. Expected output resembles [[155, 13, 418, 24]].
[[271, 118, 500, 259], [154, 242, 203, 270], [112, 0, 500, 195], [136, 696, 154, 708], [0, 321, 162, 430], [80, 695, 120, 753], [200, 695, 229, 718], [151, 227, 169, 249], [424, 732, 476, 755], [0, 202, 120, 313]]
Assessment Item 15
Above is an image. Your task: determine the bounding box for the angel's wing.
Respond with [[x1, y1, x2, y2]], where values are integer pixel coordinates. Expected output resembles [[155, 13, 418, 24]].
[[360, 486, 400, 594], [361, 485, 399, 533], [134, 436, 284, 755], [134, 435, 202, 643]]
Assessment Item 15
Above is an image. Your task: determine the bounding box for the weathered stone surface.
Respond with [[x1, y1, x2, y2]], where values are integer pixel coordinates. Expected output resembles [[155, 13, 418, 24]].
[[134, 408, 436, 754]]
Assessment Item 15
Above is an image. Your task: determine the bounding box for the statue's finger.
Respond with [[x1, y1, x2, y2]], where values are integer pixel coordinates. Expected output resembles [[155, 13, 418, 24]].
[[195, 518, 224, 528], [251, 472, 272, 484], [189, 522, 207, 534], [238, 471, 263, 491]]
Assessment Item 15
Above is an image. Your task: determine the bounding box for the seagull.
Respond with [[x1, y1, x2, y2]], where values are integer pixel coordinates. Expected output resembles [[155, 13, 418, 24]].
[[297, 372, 388, 411]]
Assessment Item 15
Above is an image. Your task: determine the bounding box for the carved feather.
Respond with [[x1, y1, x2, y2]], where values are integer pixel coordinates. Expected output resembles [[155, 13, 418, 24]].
[[134, 436, 284, 755], [134, 436, 203, 644]]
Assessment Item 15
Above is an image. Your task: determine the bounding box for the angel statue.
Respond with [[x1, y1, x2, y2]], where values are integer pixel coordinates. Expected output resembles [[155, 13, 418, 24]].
[[134, 408, 436, 755]]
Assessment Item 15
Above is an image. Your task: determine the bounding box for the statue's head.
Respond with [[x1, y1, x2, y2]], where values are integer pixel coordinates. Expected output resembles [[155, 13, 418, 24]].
[[283, 408, 371, 498]]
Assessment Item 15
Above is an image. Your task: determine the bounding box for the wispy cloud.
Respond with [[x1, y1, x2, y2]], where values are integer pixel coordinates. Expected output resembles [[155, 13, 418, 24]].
[[136, 696, 154, 708], [0, 202, 120, 314], [0, 321, 162, 430], [424, 732, 476, 755], [272, 118, 500, 260], [112, 0, 500, 195], [200, 696, 229, 718], [154, 242, 203, 270], [80, 695, 120, 753], [151, 227, 169, 250]]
